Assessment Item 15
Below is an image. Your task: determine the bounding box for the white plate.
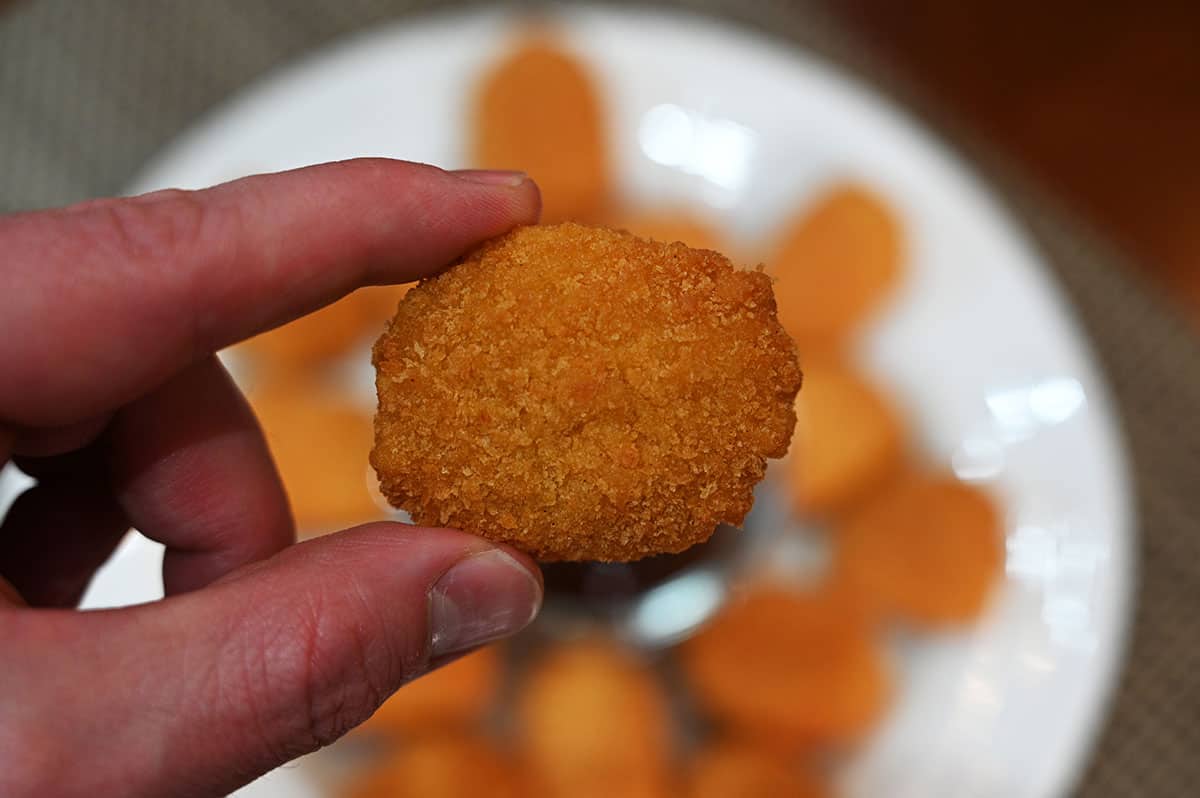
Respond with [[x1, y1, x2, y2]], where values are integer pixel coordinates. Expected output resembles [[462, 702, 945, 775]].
[[0, 5, 1133, 797]]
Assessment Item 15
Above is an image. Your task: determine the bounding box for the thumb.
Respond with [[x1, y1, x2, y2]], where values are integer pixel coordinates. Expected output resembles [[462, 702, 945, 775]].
[[0, 523, 541, 798]]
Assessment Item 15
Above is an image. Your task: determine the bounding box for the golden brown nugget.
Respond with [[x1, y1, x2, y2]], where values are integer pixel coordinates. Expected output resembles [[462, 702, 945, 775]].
[[359, 646, 501, 736], [686, 741, 828, 798], [473, 34, 609, 223], [680, 586, 890, 748], [341, 736, 523, 798], [516, 639, 674, 798], [372, 223, 801, 562], [786, 360, 904, 516], [834, 473, 1004, 627], [771, 184, 903, 353], [251, 378, 382, 534]]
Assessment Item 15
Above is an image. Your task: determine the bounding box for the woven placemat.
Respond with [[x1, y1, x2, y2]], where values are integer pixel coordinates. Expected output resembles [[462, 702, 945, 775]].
[[2, 1, 1199, 795]]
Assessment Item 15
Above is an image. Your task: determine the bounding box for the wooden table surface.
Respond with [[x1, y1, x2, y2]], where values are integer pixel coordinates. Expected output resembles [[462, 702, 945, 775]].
[[834, 1, 1200, 322]]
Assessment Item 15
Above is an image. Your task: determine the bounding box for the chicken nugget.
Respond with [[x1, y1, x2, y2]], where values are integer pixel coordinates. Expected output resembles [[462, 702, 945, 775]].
[[833, 473, 1004, 627], [680, 586, 890, 748], [770, 184, 903, 353], [250, 378, 383, 535], [358, 646, 501, 736], [341, 736, 522, 798], [516, 639, 674, 798], [473, 33, 610, 222], [786, 360, 904, 516], [372, 223, 801, 561], [686, 741, 828, 798]]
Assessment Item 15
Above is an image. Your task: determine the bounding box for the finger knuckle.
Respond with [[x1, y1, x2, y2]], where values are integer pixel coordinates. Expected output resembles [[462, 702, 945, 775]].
[[295, 603, 390, 750], [233, 585, 398, 759], [97, 189, 209, 268]]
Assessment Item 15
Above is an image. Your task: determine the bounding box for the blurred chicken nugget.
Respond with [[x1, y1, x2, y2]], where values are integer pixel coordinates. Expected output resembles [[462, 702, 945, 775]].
[[770, 184, 902, 353], [358, 646, 501, 736], [372, 223, 801, 561], [473, 33, 609, 223], [341, 736, 522, 798], [834, 473, 1004, 627], [786, 360, 904, 516], [251, 378, 382, 534], [516, 639, 674, 798], [686, 740, 828, 798], [680, 586, 890, 748], [243, 285, 409, 368]]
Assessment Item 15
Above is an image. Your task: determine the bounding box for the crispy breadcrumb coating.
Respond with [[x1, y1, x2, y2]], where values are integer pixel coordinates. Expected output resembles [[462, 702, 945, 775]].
[[371, 223, 801, 561]]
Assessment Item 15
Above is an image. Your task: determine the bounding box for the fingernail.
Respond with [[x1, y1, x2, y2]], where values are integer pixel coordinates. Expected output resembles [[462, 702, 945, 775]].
[[428, 549, 542, 658], [451, 169, 529, 187]]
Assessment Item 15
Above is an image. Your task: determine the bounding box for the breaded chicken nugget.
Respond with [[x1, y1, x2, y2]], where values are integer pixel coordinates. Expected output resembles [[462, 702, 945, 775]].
[[341, 736, 523, 798], [473, 33, 610, 223], [680, 586, 890, 748], [686, 741, 828, 798], [834, 473, 1004, 627], [371, 223, 801, 561], [358, 646, 501, 736], [516, 639, 674, 798], [770, 184, 902, 353], [786, 360, 904, 516], [250, 377, 383, 535]]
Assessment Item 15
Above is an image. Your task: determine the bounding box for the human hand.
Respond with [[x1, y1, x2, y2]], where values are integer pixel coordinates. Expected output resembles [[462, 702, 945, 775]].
[[0, 160, 544, 797]]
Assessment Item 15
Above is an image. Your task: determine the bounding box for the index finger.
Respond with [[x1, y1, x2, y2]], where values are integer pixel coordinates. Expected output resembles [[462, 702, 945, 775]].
[[0, 159, 539, 427]]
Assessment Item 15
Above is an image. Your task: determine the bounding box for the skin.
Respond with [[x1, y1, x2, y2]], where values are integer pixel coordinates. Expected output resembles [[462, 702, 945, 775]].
[[0, 159, 545, 798]]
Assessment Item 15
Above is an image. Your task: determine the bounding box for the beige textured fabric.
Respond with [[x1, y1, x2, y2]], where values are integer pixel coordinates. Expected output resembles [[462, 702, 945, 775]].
[[2, 1, 1198, 795]]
